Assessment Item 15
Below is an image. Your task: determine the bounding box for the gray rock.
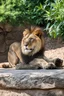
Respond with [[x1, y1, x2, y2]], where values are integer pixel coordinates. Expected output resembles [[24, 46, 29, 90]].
[[0, 35, 6, 52], [0, 69, 64, 89], [5, 23, 13, 32]]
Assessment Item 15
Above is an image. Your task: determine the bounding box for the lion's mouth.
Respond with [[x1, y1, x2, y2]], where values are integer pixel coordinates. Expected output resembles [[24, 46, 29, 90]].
[[24, 46, 34, 53], [26, 47, 33, 51]]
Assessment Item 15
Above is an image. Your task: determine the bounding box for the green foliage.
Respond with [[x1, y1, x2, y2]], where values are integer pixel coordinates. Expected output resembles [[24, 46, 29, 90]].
[[0, 0, 54, 26], [0, 0, 44, 25], [0, 0, 64, 39], [44, 0, 64, 39]]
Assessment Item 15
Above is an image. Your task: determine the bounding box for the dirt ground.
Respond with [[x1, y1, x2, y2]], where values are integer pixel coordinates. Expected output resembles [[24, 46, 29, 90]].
[[45, 37, 64, 64]]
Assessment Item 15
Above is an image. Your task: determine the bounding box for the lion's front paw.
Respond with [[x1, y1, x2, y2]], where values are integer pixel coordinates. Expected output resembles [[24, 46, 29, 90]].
[[15, 63, 21, 69], [15, 62, 26, 69], [54, 58, 63, 67], [45, 62, 56, 69]]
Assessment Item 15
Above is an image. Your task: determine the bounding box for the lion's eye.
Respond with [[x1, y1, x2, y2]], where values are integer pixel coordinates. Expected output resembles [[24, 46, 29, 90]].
[[30, 38, 34, 42]]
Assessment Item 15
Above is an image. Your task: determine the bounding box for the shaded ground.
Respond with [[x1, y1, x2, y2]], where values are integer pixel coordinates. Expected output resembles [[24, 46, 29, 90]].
[[45, 37, 64, 50]]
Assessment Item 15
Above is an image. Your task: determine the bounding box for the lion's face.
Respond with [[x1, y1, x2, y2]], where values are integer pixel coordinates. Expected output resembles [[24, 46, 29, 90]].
[[21, 27, 44, 56]]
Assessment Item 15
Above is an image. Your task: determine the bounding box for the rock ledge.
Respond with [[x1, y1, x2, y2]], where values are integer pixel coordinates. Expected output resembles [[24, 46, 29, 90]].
[[0, 69, 64, 96]]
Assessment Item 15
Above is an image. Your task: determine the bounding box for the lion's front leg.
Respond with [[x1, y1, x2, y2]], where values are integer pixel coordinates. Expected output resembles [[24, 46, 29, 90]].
[[15, 58, 56, 70], [8, 50, 19, 68], [43, 55, 63, 68], [30, 58, 57, 69]]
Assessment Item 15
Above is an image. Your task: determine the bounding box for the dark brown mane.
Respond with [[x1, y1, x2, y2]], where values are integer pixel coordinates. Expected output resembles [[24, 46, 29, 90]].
[[21, 48, 45, 64], [21, 26, 45, 64]]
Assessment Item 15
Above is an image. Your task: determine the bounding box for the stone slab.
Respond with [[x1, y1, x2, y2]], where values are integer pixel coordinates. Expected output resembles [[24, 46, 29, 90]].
[[0, 69, 64, 89]]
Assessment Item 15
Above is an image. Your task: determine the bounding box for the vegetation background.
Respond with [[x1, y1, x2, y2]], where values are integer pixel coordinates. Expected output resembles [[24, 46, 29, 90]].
[[0, 0, 64, 39]]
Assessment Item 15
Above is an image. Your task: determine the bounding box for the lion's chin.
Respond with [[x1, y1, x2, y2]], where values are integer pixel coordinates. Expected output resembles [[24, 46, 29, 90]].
[[23, 49, 33, 55]]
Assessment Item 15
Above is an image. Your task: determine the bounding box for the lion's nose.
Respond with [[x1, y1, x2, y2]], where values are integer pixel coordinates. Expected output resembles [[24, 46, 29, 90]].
[[25, 44, 28, 47]]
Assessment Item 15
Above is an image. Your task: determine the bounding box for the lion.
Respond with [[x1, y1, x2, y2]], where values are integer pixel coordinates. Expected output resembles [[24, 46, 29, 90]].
[[0, 26, 63, 69], [8, 26, 45, 68]]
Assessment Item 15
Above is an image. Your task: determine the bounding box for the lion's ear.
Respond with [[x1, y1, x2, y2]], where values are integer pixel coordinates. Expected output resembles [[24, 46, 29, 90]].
[[31, 26, 35, 32], [23, 29, 30, 37], [32, 27, 44, 38]]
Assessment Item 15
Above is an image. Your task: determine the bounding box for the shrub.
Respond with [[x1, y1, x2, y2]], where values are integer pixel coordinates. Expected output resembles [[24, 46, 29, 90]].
[[44, 0, 64, 39], [0, 0, 44, 25], [0, 0, 64, 39]]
